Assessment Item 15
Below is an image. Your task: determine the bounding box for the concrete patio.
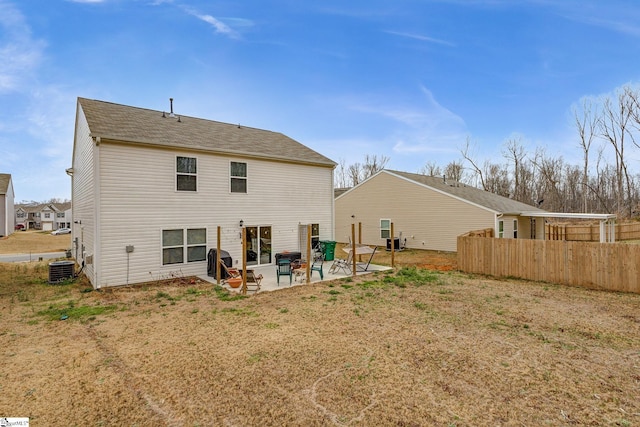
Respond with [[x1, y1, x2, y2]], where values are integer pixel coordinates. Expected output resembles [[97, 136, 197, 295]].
[[198, 259, 392, 294]]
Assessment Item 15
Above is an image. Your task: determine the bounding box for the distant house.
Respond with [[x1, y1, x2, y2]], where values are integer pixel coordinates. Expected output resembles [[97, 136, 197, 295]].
[[0, 174, 15, 237], [15, 202, 71, 231], [70, 98, 336, 288], [335, 169, 547, 252]]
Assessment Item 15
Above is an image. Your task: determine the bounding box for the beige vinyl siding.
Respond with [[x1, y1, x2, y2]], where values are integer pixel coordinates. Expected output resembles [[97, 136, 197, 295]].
[[335, 172, 496, 252], [71, 107, 97, 284], [95, 142, 333, 287]]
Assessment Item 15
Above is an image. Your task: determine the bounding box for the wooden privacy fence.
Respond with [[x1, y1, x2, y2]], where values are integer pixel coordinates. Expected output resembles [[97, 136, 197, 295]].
[[457, 235, 640, 294], [546, 221, 640, 241]]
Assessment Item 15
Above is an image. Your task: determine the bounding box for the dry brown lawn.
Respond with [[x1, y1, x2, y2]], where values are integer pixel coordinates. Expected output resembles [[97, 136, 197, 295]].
[[0, 230, 71, 254], [0, 235, 639, 426]]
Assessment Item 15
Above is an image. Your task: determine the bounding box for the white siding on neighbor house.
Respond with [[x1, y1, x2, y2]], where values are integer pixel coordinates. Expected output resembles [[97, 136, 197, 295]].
[[0, 195, 6, 236], [71, 107, 97, 284], [94, 142, 334, 287], [0, 180, 14, 237], [335, 172, 496, 252]]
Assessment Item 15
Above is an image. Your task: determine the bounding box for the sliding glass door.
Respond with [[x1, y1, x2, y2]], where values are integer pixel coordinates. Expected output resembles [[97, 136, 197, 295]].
[[245, 226, 272, 266]]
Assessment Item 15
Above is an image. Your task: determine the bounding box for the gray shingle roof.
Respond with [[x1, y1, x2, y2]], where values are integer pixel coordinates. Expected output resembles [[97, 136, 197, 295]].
[[387, 170, 545, 214], [78, 98, 336, 167], [0, 174, 11, 195]]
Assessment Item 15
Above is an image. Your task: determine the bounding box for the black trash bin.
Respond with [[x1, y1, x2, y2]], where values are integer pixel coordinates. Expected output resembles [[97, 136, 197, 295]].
[[207, 249, 232, 278]]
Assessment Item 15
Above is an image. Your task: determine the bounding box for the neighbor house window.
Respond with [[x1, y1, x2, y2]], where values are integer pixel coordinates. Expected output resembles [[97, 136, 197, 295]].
[[498, 220, 504, 238], [380, 219, 391, 239], [230, 161, 247, 193], [17, 212, 25, 218], [57, 212, 65, 218], [44, 213, 50, 219], [177, 156, 197, 191], [513, 219, 518, 238], [162, 228, 207, 265]]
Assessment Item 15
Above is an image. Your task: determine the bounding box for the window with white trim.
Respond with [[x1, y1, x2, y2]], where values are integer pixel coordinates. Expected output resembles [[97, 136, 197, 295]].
[[176, 156, 197, 191], [380, 219, 391, 239], [513, 219, 518, 238], [162, 228, 206, 265], [230, 161, 247, 193], [498, 220, 504, 238]]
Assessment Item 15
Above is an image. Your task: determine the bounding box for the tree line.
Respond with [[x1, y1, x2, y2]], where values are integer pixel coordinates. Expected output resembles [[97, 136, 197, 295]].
[[335, 84, 640, 219]]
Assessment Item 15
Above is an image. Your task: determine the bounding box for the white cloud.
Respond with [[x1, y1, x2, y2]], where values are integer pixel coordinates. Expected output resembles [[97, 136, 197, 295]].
[[0, 0, 46, 93], [347, 86, 468, 154], [182, 7, 245, 39], [385, 31, 456, 47]]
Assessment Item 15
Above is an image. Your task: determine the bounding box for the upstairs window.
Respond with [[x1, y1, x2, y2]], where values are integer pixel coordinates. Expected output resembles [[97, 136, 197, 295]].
[[498, 220, 504, 238], [230, 162, 247, 193], [177, 156, 197, 191], [380, 219, 391, 239]]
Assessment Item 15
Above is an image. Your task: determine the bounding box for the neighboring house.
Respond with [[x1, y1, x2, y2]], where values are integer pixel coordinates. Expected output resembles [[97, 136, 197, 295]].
[[70, 97, 336, 289], [335, 169, 547, 252], [40, 204, 56, 231], [57, 207, 72, 230], [0, 174, 15, 237], [15, 206, 27, 228], [15, 202, 71, 231]]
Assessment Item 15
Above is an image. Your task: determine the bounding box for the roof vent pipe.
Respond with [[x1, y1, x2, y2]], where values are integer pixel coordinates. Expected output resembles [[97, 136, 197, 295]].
[[169, 98, 175, 118]]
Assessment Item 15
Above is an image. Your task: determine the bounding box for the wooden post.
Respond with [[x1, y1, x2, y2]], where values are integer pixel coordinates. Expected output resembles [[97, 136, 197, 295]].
[[306, 224, 312, 283], [241, 227, 247, 295], [358, 222, 363, 262], [216, 226, 221, 284], [391, 222, 395, 268], [351, 223, 357, 276]]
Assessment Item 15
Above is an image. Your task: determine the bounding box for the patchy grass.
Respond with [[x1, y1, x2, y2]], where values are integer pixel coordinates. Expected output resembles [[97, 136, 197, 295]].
[[1, 255, 639, 426]]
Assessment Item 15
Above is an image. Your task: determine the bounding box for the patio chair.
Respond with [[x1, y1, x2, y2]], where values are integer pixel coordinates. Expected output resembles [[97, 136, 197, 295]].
[[221, 262, 241, 280], [245, 270, 263, 293], [329, 250, 352, 275], [310, 252, 324, 279], [276, 259, 293, 285]]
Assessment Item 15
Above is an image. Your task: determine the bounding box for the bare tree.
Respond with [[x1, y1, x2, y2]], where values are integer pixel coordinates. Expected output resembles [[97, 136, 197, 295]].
[[460, 137, 487, 190], [502, 136, 527, 202], [347, 162, 362, 187], [333, 158, 348, 188], [418, 161, 442, 177], [444, 161, 465, 183], [361, 154, 389, 181], [599, 87, 635, 217], [483, 162, 511, 197], [531, 148, 565, 212], [573, 97, 598, 212]]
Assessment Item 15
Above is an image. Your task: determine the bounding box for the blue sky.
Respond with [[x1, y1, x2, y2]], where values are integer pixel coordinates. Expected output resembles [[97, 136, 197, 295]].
[[2, 0, 640, 202]]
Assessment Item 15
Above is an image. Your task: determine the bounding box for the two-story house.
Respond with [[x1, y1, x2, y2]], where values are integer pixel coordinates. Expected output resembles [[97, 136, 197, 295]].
[[70, 98, 336, 289], [16, 202, 71, 231]]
